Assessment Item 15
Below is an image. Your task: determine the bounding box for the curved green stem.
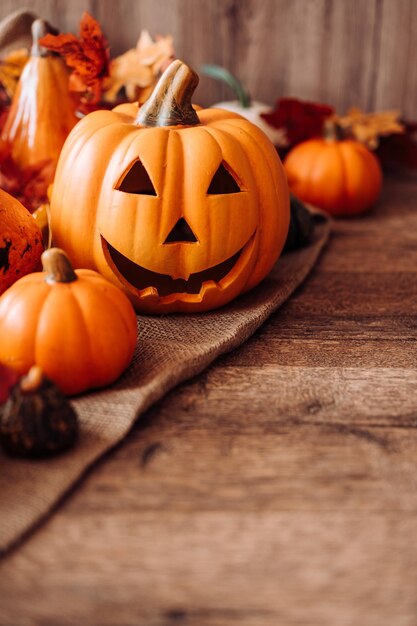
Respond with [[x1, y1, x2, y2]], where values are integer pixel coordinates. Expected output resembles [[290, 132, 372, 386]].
[[201, 64, 251, 108]]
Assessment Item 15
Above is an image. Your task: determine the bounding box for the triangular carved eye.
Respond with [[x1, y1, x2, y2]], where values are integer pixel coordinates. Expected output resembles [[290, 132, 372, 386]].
[[207, 162, 241, 194], [117, 160, 157, 195]]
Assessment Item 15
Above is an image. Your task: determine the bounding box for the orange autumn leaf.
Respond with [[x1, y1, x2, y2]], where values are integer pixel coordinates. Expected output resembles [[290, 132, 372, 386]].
[[39, 12, 109, 103], [0, 144, 54, 213]]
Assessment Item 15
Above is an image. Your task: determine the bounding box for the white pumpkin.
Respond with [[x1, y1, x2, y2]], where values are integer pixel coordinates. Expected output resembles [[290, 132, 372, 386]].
[[212, 99, 286, 146]]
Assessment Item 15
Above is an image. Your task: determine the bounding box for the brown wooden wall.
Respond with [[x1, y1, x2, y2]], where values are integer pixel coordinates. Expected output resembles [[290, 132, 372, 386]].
[[1, 0, 416, 117]]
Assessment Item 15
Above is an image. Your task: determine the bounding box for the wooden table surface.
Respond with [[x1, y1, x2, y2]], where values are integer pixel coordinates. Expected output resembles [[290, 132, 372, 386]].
[[1, 175, 417, 626]]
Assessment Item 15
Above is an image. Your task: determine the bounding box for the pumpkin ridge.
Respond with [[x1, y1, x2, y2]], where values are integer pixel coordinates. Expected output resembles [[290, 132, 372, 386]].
[[178, 126, 211, 272], [340, 141, 381, 211], [69, 280, 115, 386], [33, 285, 54, 369], [199, 124, 251, 268], [209, 119, 289, 289], [78, 276, 137, 355], [334, 141, 348, 209], [309, 142, 338, 209], [55, 122, 136, 258], [151, 128, 171, 258], [290, 141, 322, 201], [0, 279, 46, 373], [70, 277, 135, 383]]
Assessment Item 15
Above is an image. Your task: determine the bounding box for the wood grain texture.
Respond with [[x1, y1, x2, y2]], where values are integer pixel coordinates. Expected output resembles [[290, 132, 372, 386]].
[[1, 175, 417, 625], [0, 0, 416, 115]]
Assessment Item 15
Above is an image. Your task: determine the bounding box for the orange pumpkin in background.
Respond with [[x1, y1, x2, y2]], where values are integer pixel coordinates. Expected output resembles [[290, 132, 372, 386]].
[[0, 248, 137, 396], [1, 18, 78, 171], [0, 188, 43, 295], [50, 60, 290, 314], [284, 120, 383, 217]]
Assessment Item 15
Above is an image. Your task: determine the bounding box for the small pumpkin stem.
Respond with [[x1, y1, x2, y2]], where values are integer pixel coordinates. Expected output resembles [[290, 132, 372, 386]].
[[20, 366, 44, 394], [323, 118, 345, 142], [42, 248, 77, 284], [31, 18, 58, 57], [135, 59, 200, 127]]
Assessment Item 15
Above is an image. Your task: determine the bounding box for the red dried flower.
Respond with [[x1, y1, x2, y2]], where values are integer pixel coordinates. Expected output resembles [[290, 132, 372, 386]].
[[261, 98, 334, 146]]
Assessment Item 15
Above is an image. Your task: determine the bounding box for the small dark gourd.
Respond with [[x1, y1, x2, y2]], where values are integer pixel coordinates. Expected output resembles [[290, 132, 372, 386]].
[[0, 365, 78, 457], [283, 194, 315, 252]]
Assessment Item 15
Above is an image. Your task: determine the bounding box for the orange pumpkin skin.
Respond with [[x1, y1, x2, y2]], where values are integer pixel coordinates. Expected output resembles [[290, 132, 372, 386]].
[[1, 21, 78, 171], [50, 98, 289, 313], [0, 250, 138, 396], [0, 188, 43, 295], [284, 138, 382, 217]]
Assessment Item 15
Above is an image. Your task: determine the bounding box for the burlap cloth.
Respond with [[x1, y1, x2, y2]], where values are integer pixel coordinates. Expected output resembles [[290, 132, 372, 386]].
[[0, 213, 329, 555]]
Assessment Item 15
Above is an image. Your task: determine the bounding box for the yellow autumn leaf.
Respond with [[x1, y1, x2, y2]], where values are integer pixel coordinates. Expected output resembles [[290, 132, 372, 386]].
[[0, 48, 28, 97], [335, 107, 404, 149]]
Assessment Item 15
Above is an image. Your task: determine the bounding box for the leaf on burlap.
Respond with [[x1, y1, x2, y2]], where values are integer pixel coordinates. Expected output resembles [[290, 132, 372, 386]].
[[39, 12, 109, 103], [103, 30, 175, 102], [334, 108, 404, 149]]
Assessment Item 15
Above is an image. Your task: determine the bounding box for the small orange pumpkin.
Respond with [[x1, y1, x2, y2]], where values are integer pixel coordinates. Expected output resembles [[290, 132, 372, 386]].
[[0, 187, 43, 295], [283, 120, 383, 217], [50, 60, 289, 314], [0, 248, 137, 395], [1, 19, 78, 171]]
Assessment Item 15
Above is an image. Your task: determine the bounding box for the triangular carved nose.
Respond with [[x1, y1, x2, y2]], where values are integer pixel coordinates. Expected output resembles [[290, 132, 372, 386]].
[[164, 217, 198, 243]]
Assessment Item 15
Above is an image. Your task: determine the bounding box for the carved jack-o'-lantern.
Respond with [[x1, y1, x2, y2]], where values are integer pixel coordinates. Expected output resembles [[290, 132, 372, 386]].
[[50, 61, 289, 313]]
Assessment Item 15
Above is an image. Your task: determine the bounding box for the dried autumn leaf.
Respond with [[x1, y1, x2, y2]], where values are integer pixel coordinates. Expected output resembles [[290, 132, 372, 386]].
[[39, 12, 109, 103], [335, 107, 404, 149], [377, 121, 417, 171], [32, 201, 51, 247], [0, 48, 28, 98], [0, 150, 54, 213], [261, 98, 334, 147], [103, 30, 174, 102]]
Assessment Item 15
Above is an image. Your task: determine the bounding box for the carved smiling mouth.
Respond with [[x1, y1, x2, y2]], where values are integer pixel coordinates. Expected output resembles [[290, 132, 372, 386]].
[[101, 235, 254, 297]]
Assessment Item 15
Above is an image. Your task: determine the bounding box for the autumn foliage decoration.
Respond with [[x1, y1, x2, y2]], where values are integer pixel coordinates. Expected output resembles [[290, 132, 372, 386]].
[[38, 11, 110, 108]]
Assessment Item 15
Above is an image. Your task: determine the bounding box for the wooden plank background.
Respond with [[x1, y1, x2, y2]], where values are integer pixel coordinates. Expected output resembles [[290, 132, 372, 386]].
[[0, 0, 416, 117]]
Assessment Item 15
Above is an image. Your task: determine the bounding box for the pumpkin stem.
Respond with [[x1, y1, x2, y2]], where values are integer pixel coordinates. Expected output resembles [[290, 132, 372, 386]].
[[20, 366, 44, 393], [135, 59, 200, 127], [31, 18, 58, 57], [42, 248, 77, 284], [323, 118, 345, 142], [201, 64, 251, 108]]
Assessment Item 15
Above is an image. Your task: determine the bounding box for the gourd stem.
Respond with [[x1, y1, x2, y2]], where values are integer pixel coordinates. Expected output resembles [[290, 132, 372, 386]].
[[201, 64, 251, 108], [323, 118, 345, 142], [31, 18, 57, 57], [42, 248, 77, 284], [21, 366, 43, 393], [135, 59, 200, 127]]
